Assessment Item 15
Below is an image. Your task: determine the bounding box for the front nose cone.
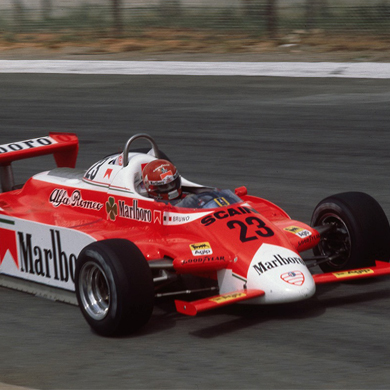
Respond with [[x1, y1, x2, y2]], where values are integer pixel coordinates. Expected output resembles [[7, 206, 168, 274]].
[[246, 244, 316, 304]]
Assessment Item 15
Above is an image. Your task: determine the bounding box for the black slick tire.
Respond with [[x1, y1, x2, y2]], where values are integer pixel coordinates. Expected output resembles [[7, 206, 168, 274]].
[[75, 239, 154, 337], [311, 192, 390, 273]]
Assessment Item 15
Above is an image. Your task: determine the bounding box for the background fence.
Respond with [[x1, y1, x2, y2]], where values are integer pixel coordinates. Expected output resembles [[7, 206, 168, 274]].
[[1, 1, 389, 48]]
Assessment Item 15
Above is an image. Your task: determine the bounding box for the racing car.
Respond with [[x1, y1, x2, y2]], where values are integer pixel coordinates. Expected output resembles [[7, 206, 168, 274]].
[[1, 132, 390, 337]]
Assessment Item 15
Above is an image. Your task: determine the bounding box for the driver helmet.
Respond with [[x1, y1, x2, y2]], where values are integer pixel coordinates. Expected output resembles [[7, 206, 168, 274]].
[[142, 159, 182, 200]]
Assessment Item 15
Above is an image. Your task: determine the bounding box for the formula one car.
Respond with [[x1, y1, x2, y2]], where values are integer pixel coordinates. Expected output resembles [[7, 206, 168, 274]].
[[1, 133, 390, 336]]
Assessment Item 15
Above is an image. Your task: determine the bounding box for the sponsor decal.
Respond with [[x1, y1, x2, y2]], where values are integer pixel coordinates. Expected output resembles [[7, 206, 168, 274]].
[[0, 228, 78, 285], [189, 242, 213, 256], [214, 197, 230, 207], [298, 233, 320, 248], [333, 269, 374, 278], [201, 206, 259, 226], [181, 255, 225, 265], [280, 271, 305, 286], [105, 197, 152, 223], [154, 210, 162, 224], [145, 162, 178, 187], [156, 163, 174, 182], [17, 230, 77, 283], [0, 227, 18, 268], [284, 226, 312, 238], [106, 197, 118, 221], [252, 254, 305, 276], [0, 136, 57, 154], [163, 211, 211, 226], [210, 292, 246, 304], [103, 169, 113, 179], [160, 167, 173, 181], [118, 199, 152, 222], [49, 189, 103, 211], [0, 218, 94, 291], [164, 214, 190, 224]]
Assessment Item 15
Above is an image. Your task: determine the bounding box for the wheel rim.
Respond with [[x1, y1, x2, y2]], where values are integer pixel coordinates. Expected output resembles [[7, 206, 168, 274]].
[[317, 213, 351, 268], [79, 261, 110, 321]]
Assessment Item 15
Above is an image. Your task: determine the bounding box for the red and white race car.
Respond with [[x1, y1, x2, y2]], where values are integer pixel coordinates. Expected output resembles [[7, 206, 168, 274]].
[[1, 133, 390, 336]]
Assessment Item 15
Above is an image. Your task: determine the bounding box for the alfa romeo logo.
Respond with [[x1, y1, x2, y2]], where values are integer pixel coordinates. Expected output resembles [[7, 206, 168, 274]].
[[106, 197, 118, 221]]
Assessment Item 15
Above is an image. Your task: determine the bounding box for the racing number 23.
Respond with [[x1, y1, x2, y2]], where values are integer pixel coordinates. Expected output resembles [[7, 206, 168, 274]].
[[227, 216, 274, 243]]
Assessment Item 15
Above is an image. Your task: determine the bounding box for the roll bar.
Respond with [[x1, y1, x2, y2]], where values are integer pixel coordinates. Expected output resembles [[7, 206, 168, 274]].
[[122, 134, 161, 167]]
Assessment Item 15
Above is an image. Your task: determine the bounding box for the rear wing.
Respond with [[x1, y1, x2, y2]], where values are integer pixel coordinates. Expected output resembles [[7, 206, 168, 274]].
[[0, 132, 79, 192]]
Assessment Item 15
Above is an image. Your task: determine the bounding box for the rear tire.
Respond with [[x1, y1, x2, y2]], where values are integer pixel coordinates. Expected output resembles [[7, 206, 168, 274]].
[[75, 239, 154, 337], [311, 192, 390, 273]]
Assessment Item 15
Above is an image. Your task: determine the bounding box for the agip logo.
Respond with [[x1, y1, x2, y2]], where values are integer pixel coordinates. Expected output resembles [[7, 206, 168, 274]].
[[189, 242, 213, 256], [284, 226, 312, 238]]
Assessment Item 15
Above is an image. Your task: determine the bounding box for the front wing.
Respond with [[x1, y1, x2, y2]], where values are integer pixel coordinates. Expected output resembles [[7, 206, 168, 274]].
[[176, 261, 390, 316], [175, 289, 265, 316], [312, 260, 390, 284]]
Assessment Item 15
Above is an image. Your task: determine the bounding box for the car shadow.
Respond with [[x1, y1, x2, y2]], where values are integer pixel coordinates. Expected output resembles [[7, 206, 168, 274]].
[[117, 277, 390, 339], [315, 276, 390, 307], [189, 298, 326, 339], [124, 299, 181, 338], [190, 279, 390, 339]]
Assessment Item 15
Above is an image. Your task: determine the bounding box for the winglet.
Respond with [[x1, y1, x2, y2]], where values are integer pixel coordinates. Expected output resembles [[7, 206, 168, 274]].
[[175, 289, 265, 316], [313, 260, 390, 285]]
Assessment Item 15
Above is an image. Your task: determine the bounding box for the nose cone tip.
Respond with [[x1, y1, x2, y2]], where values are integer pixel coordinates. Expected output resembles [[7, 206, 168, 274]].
[[282, 280, 316, 302]]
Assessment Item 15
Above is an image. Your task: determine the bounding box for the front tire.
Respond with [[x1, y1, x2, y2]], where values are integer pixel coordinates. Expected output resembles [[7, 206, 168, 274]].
[[75, 239, 154, 337], [311, 192, 390, 273]]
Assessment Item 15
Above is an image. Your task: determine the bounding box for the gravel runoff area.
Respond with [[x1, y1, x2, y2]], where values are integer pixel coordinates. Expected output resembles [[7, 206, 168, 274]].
[[0, 33, 390, 62], [1, 47, 390, 62]]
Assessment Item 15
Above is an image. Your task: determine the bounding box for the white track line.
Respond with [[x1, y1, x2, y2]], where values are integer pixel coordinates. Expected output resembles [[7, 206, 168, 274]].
[[0, 60, 390, 78]]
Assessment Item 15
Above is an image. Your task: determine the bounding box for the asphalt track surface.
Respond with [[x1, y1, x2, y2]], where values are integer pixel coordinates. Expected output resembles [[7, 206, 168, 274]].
[[1, 71, 390, 389]]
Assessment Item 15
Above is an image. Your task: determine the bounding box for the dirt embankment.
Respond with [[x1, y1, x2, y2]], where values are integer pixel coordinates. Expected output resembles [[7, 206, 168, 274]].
[[1, 29, 390, 61]]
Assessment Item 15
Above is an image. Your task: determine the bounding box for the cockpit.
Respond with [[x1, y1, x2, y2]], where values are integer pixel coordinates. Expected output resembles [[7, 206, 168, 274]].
[[174, 189, 242, 209]]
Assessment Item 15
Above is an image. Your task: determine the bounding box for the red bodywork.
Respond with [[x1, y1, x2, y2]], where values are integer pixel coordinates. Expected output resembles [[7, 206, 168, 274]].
[[1, 133, 390, 314]]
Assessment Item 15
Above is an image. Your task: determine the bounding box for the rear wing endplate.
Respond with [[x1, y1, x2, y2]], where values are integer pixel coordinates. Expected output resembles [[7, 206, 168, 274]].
[[0, 132, 79, 192]]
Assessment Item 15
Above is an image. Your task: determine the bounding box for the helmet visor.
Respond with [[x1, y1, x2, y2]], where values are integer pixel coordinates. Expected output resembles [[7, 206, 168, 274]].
[[149, 174, 181, 195]]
